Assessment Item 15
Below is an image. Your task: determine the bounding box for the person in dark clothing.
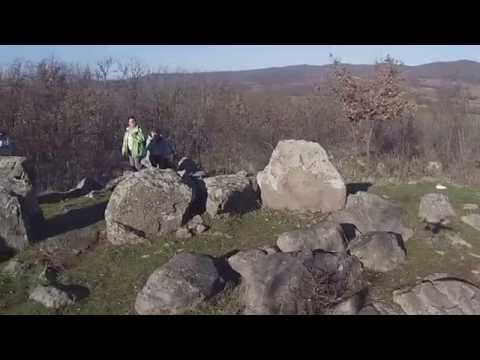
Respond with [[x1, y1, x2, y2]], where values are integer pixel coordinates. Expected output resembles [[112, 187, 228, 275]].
[[146, 130, 176, 170], [0, 131, 14, 156]]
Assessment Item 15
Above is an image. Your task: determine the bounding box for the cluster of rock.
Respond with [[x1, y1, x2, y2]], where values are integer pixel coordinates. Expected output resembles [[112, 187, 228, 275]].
[[4, 137, 480, 315], [129, 140, 421, 315]]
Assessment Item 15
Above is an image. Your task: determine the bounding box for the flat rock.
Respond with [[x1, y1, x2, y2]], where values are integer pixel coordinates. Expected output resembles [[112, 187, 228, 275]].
[[463, 203, 479, 211], [461, 214, 480, 232], [393, 274, 480, 315], [348, 232, 406, 272], [277, 219, 346, 253], [328, 192, 413, 242]]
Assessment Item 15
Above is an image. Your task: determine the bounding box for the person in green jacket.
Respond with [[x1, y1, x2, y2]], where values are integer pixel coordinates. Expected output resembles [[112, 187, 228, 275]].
[[122, 116, 146, 171]]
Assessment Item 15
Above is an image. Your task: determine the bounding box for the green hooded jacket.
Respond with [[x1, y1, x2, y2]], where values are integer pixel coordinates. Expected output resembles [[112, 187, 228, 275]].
[[122, 126, 146, 158]]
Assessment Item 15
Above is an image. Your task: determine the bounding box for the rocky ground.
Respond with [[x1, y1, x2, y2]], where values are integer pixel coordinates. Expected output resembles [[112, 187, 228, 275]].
[[1, 181, 479, 314], [2, 141, 480, 315]]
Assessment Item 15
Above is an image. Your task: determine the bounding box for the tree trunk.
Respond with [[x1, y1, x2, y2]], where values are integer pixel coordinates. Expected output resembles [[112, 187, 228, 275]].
[[366, 121, 374, 166]]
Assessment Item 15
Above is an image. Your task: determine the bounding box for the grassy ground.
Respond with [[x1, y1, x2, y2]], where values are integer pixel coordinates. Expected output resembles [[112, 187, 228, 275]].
[[2, 182, 480, 315], [0, 194, 309, 315], [368, 182, 480, 311]]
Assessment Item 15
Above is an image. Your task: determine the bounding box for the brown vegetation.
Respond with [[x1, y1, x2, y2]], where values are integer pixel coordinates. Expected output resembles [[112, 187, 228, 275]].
[[0, 56, 479, 191]]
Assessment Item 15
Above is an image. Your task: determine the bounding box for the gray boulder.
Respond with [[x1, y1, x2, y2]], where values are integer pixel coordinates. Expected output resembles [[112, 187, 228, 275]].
[[328, 191, 413, 242], [419, 193, 456, 225], [348, 232, 406, 272], [0, 156, 42, 254], [135, 252, 226, 315], [393, 274, 480, 315], [277, 219, 346, 253], [29, 285, 75, 309], [228, 249, 365, 315], [257, 140, 347, 213], [204, 173, 259, 218], [105, 168, 193, 245]]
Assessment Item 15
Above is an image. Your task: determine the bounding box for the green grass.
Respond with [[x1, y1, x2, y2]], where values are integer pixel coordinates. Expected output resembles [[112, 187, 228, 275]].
[[367, 182, 480, 310], [3, 182, 480, 315], [0, 204, 304, 315]]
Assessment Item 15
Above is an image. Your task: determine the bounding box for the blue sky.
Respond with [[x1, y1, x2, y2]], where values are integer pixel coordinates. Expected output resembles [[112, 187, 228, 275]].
[[1, 45, 479, 72]]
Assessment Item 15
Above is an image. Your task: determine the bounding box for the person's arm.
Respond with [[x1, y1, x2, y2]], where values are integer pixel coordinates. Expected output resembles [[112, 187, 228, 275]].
[[121, 131, 129, 157]]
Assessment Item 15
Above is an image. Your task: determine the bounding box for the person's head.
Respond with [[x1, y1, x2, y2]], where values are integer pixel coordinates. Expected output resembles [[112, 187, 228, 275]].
[[128, 116, 137, 128], [152, 129, 163, 139]]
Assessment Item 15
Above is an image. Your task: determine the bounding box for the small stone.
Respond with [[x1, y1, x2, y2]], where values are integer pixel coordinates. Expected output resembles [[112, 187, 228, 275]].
[[175, 228, 193, 239], [463, 204, 479, 211], [29, 285, 75, 309], [446, 233, 472, 249], [1, 259, 26, 277], [461, 214, 480, 232], [194, 224, 208, 234]]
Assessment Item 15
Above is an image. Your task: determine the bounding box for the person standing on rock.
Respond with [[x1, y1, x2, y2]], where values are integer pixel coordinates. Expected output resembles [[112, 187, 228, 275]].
[[122, 116, 146, 171], [146, 129, 176, 170]]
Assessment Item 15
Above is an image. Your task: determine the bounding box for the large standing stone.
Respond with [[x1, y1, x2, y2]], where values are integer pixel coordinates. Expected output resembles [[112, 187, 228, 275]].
[[204, 173, 259, 217], [348, 232, 406, 272], [135, 253, 226, 315], [277, 219, 347, 253], [393, 273, 480, 315], [328, 192, 413, 242], [257, 140, 346, 213], [419, 193, 456, 225], [228, 250, 365, 315], [0, 156, 43, 253], [105, 168, 193, 245]]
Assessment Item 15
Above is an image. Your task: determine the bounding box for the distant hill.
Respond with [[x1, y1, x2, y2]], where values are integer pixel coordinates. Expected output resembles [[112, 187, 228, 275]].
[[147, 60, 480, 97]]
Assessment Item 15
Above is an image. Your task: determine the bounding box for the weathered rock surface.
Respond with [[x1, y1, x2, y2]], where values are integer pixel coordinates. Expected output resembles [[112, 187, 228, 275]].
[[0, 156, 43, 254], [204, 173, 259, 217], [328, 192, 413, 242], [461, 214, 480, 232], [257, 140, 346, 213], [105, 168, 193, 245], [228, 249, 365, 315], [135, 252, 226, 315], [393, 274, 480, 315], [29, 285, 75, 309], [348, 232, 406, 273], [277, 219, 346, 253], [419, 193, 456, 225], [39, 222, 103, 256]]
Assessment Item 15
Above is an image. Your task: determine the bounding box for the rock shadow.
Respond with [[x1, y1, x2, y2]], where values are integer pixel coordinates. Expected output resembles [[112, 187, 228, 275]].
[[56, 283, 90, 301], [35, 201, 108, 241], [346, 182, 373, 195]]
